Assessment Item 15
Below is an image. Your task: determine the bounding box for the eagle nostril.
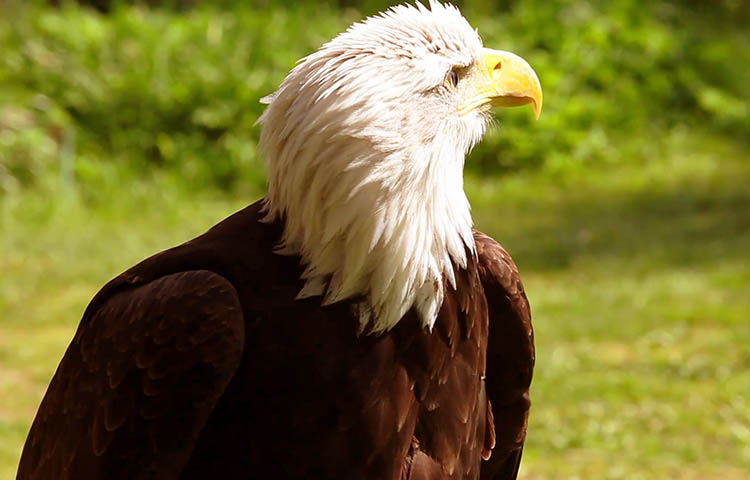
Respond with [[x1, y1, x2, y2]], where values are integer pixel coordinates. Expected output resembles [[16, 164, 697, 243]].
[[488, 59, 503, 79]]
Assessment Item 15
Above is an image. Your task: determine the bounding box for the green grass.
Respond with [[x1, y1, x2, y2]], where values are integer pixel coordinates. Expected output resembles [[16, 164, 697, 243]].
[[1, 132, 748, 479]]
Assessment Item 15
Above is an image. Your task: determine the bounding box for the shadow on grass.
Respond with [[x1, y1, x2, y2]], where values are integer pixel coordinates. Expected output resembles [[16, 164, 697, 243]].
[[474, 176, 750, 273]]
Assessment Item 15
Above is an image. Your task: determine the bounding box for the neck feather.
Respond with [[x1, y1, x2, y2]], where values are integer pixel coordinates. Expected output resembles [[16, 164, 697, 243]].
[[261, 127, 475, 333]]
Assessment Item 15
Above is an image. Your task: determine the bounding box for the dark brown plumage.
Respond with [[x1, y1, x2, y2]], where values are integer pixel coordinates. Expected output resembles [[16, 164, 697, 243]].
[[18, 200, 534, 479]]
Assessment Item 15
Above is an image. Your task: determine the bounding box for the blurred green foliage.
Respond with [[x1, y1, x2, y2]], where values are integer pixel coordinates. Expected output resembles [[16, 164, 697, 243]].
[[0, 0, 747, 195]]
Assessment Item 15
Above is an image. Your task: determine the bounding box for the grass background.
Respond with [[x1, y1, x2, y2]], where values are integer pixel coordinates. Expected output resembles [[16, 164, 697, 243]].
[[1, 0, 748, 478]]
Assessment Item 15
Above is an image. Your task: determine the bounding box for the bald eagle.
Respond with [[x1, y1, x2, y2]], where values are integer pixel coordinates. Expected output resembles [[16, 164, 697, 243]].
[[18, 2, 541, 479]]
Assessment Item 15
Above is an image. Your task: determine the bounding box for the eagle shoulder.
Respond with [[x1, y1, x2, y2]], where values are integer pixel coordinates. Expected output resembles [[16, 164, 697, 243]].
[[473, 230, 534, 480], [18, 270, 245, 480]]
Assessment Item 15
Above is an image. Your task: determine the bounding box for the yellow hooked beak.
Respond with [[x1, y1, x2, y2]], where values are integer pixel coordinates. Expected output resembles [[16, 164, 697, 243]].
[[460, 48, 543, 119]]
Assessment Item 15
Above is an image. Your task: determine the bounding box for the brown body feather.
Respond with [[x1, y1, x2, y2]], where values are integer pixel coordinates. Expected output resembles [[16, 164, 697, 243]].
[[18, 200, 534, 479]]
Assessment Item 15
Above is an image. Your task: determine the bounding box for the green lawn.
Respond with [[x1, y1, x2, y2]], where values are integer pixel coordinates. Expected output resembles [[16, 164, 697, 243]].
[[1, 133, 748, 479]]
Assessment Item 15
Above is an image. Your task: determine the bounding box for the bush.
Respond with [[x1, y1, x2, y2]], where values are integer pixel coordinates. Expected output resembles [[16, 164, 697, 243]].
[[0, 0, 747, 195]]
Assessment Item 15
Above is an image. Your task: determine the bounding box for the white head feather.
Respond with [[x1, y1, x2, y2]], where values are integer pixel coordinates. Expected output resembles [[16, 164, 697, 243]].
[[258, 2, 494, 333]]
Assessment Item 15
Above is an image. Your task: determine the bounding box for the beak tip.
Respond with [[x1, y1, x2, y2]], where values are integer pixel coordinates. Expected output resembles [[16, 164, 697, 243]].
[[531, 79, 543, 120]]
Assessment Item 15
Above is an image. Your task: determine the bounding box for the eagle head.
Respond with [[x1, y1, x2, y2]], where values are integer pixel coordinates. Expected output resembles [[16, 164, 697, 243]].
[[258, 1, 542, 333]]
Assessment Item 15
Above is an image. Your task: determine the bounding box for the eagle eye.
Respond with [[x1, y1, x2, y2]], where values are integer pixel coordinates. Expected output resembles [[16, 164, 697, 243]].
[[445, 67, 460, 89]]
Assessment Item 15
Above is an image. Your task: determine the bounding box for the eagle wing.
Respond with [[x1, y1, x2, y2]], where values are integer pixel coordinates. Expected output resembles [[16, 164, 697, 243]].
[[17, 270, 245, 480], [474, 231, 535, 480]]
